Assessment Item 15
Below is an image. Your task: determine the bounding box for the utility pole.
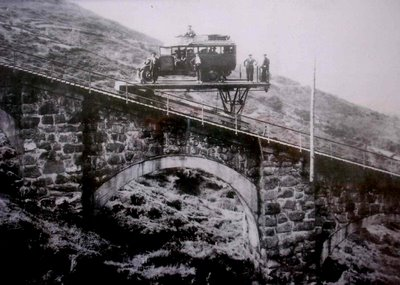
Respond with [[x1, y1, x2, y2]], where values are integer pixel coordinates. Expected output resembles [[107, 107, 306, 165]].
[[310, 60, 316, 183]]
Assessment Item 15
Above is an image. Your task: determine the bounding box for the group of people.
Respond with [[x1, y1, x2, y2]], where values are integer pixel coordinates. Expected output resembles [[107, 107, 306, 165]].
[[141, 51, 269, 84], [172, 48, 201, 82], [243, 54, 270, 82], [140, 51, 201, 83]]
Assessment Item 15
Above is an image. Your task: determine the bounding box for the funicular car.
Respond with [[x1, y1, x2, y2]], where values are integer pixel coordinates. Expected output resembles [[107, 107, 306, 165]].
[[140, 34, 236, 82]]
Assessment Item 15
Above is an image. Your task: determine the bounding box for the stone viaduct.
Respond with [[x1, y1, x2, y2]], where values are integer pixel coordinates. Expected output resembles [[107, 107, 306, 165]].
[[1, 65, 399, 283]]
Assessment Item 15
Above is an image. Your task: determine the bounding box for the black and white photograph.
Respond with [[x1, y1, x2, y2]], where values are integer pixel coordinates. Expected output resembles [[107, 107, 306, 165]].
[[0, 0, 399, 284]]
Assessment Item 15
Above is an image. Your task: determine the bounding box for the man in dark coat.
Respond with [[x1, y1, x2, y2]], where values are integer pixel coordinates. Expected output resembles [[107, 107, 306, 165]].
[[150, 52, 160, 83], [260, 54, 270, 82], [244, 54, 257, 82]]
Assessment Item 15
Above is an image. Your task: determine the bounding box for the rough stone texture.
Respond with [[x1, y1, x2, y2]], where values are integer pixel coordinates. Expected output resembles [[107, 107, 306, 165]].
[[265, 202, 281, 215], [276, 222, 292, 233], [257, 142, 317, 283], [283, 199, 296, 210], [21, 116, 40, 129], [41, 115, 54, 125], [264, 176, 279, 190], [23, 165, 41, 178], [277, 213, 288, 224], [0, 72, 84, 199], [279, 175, 299, 187], [264, 189, 277, 200], [277, 187, 294, 198], [288, 211, 305, 222], [293, 220, 314, 231], [263, 236, 279, 249], [265, 216, 277, 227]]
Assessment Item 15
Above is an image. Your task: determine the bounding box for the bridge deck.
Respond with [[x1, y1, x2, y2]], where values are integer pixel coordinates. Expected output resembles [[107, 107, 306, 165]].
[[1, 60, 399, 179], [124, 80, 269, 90]]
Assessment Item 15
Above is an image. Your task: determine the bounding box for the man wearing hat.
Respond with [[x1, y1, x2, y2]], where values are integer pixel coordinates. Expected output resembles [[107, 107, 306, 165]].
[[260, 54, 270, 82], [244, 54, 257, 82]]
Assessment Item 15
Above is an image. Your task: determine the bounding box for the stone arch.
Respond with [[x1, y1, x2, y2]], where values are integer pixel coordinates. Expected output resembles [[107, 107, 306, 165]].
[[320, 213, 400, 264], [94, 155, 260, 249]]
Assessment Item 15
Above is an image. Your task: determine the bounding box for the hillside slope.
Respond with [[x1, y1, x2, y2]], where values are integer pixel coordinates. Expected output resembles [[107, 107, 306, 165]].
[[246, 76, 400, 156], [0, 0, 160, 80]]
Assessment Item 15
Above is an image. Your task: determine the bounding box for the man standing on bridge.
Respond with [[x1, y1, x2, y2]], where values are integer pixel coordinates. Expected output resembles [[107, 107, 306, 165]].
[[191, 53, 202, 83], [260, 54, 270, 82], [244, 54, 257, 82], [150, 52, 160, 83]]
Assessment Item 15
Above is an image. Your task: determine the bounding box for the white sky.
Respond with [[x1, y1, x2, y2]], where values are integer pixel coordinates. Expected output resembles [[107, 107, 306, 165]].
[[73, 0, 400, 117]]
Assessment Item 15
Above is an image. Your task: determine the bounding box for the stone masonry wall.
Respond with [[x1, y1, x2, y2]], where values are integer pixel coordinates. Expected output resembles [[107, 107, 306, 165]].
[[314, 157, 400, 264], [258, 143, 316, 283], [84, 102, 261, 204], [0, 72, 84, 200]]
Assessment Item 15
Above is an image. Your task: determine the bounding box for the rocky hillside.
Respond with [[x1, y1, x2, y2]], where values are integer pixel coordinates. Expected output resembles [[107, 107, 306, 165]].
[[0, 0, 160, 81]]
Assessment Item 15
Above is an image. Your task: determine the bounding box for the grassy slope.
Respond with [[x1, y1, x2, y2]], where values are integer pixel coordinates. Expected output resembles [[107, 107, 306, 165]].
[[0, 0, 161, 81]]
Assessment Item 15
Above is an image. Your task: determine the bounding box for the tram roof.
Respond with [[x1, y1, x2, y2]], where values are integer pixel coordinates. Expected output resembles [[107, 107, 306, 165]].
[[162, 34, 235, 48]]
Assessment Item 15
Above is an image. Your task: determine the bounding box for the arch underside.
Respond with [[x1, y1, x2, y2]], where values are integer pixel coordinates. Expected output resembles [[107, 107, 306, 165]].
[[95, 155, 260, 249]]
